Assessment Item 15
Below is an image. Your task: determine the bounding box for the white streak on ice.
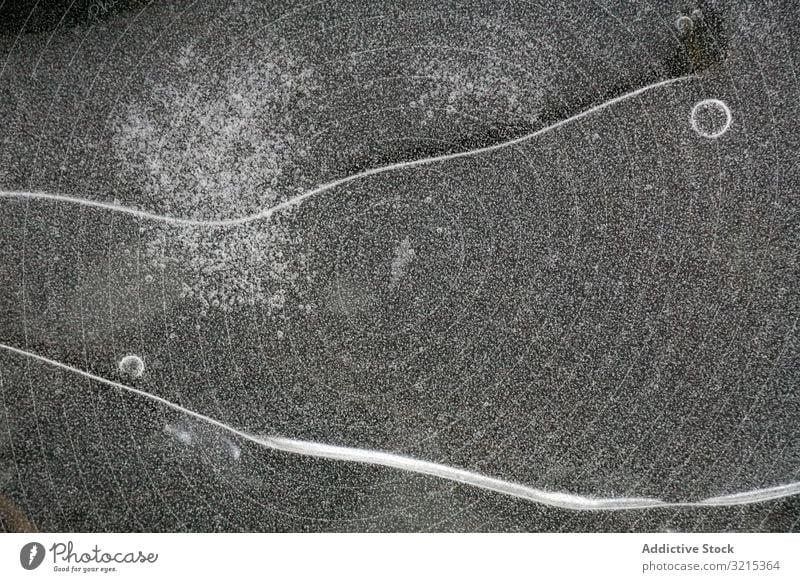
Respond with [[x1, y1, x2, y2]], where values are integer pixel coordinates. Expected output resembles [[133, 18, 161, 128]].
[[0, 76, 694, 227], [1, 342, 796, 512]]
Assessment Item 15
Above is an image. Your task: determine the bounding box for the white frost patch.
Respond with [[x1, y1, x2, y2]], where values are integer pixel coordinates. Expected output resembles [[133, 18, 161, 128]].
[[164, 423, 193, 445], [113, 39, 318, 312], [389, 235, 416, 289], [225, 439, 242, 461]]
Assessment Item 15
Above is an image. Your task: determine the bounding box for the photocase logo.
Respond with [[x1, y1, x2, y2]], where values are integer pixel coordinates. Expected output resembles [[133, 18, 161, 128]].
[[20, 542, 46, 570]]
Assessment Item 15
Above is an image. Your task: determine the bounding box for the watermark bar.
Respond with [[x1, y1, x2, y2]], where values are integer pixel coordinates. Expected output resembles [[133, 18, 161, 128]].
[[1, 533, 797, 581]]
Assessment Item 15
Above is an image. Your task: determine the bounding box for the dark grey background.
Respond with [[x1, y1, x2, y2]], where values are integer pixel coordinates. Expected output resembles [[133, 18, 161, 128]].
[[0, 0, 798, 531]]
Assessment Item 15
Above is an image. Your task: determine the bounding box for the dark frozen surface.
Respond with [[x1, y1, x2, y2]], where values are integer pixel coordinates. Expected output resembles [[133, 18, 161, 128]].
[[0, 0, 799, 531]]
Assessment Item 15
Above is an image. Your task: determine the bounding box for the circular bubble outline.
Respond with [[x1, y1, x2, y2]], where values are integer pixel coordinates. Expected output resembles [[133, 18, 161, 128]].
[[690, 98, 732, 139], [118, 354, 146, 378]]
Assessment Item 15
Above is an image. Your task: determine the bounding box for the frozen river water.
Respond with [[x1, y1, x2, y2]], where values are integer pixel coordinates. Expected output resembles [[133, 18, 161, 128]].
[[0, 0, 798, 532]]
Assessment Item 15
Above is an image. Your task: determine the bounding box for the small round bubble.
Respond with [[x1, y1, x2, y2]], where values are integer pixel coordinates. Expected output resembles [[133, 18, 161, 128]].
[[118, 354, 145, 378], [676, 15, 693, 34], [690, 99, 732, 139]]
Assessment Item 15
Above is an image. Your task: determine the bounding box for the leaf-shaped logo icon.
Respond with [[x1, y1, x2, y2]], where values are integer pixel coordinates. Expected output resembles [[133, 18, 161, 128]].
[[20, 542, 45, 570]]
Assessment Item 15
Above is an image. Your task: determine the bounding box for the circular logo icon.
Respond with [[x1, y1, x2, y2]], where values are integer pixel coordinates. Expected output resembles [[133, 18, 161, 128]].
[[20, 542, 45, 570]]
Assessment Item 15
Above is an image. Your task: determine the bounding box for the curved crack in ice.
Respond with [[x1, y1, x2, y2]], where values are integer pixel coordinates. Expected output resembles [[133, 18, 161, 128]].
[[1, 342, 797, 511], [0, 75, 694, 227]]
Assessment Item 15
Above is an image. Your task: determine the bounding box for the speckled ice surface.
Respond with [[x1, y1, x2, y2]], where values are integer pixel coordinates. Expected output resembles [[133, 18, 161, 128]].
[[0, 0, 798, 532]]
